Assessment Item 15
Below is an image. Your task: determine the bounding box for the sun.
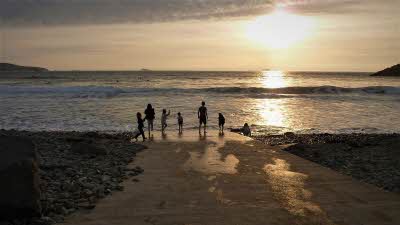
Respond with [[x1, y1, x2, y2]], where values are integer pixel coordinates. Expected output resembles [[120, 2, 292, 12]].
[[246, 9, 316, 49]]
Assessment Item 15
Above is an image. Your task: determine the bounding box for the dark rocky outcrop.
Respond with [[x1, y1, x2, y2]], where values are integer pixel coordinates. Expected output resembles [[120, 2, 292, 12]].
[[371, 64, 400, 77], [0, 136, 41, 219], [0, 130, 145, 224], [0, 63, 48, 72]]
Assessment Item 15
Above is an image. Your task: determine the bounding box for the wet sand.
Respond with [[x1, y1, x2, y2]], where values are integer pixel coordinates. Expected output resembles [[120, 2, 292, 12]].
[[62, 130, 400, 225]]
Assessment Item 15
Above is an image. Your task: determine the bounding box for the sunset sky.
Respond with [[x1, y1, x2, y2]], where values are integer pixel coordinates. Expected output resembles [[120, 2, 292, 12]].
[[1, 0, 399, 71]]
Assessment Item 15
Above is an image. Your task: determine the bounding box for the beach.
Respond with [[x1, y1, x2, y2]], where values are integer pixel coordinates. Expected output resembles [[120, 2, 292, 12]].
[[1, 71, 400, 224], [0, 130, 145, 225], [3, 0, 400, 223], [253, 133, 400, 193], [2, 129, 400, 224], [61, 130, 400, 225]]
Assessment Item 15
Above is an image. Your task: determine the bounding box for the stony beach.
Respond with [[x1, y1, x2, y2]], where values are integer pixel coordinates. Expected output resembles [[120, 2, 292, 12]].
[[2, 130, 400, 225], [0, 130, 145, 225], [252, 133, 400, 193]]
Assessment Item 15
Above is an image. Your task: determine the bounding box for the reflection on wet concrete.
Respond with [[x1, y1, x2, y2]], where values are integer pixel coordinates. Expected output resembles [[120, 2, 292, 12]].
[[175, 147, 182, 153], [183, 141, 239, 175], [63, 131, 400, 225], [264, 158, 334, 224], [216, 189, 234, 205]]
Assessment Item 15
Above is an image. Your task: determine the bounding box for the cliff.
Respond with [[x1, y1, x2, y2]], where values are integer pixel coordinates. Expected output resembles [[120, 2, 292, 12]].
[[371, 64, 400, 77], [0, 63, 49, 72]]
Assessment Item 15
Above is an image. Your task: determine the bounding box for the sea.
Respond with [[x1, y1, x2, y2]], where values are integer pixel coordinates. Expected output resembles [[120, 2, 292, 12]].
[[1, 71, 400, 135]]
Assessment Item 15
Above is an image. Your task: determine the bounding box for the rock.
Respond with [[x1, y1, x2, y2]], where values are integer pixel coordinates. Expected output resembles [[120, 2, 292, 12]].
[[0, 63, 49, 72], [101, 175, 111, 182], [0, 136, 41, 219], [371, 64, 400, 77], [0, 221, 13, 225], [31, 216, 55, 225], [116, 185, 124, 191], [229, 128, 241, 132], [284, 132, 295, 137], [0, 130, 146, 224], [77, 203, 96, 210], [70, 142, 107, 155]]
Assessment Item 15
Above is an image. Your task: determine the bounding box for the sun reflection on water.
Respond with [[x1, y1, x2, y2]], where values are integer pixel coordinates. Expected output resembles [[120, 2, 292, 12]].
[[259, 100, 286, 127], [255, 71, 293, 129], [260, 70, 288, 89]]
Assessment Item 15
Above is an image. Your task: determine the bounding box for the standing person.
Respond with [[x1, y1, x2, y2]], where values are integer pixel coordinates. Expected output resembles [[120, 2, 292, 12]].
[[218, 113, 225, 134], [161, 109, 170, 133], [177, 112, 183, 133], [134, 112, 146, 141], [198, 101, 208, 133], [144, 104, 155, 136]]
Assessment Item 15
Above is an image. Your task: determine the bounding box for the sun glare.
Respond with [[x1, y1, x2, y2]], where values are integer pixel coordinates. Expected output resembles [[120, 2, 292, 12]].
[[246, 9, 315, 49], [258, 100, 286, 127], [261, 70, 288, 88]]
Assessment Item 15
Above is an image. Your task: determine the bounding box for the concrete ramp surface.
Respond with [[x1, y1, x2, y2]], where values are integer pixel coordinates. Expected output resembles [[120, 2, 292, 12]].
[[63, 131, 400, 225]]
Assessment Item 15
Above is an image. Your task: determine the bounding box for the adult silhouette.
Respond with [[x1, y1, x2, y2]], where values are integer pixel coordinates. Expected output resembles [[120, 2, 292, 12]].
[[144, 104, 155, 136], [198, 101, 208, 133]]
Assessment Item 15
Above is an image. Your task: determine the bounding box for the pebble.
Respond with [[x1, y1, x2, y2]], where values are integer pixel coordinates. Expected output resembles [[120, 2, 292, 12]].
[[0, 130, 146, 225], [253, 132, 400, 193]]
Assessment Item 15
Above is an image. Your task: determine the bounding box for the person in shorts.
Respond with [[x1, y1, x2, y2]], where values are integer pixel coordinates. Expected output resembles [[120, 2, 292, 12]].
[[198, 101, 208, 133], [144, 104, 155, 136]]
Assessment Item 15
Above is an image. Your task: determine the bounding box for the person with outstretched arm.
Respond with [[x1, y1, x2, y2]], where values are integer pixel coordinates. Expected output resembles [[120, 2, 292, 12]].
[[134, 112, 146, 141]]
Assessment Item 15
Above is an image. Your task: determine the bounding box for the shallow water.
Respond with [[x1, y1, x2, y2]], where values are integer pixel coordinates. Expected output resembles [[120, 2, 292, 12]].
[[1, 70, 400, 134]]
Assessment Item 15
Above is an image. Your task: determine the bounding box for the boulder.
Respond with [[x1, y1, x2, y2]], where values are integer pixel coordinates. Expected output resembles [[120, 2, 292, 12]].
[[283, 132, 296, 138], [0, 136, 41, 219]]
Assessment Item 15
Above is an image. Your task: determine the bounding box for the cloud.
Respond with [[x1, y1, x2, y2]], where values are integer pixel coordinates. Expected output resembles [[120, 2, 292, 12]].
[[1, 0, 398, 27], [1, 0, 275, 27], [281, 0, 400, 15]]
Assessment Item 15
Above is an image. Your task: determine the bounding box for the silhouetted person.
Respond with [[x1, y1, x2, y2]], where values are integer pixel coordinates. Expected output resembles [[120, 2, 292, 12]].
[[242, 123, 251, 136], [161, 109, 170, 133], [144, 104, 155, 135], [177, 112, 183, 133], [198, 101, 208, 133], [134, 112, 146, 141], [218, 113, 225, 134]]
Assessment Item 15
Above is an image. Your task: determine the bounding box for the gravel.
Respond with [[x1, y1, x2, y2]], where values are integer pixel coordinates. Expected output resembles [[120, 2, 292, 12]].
[[253, 132, 400, 193], [0, 130, 146, 225]]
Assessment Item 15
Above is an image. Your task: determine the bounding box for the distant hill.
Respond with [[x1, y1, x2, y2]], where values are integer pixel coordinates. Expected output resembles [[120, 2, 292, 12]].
[[371, 64, 400, 77], [0, 63, 49, 72]]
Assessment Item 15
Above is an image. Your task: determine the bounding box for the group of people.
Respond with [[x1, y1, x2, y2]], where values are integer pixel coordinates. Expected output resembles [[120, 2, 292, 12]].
[[133, 101, 227, 141]]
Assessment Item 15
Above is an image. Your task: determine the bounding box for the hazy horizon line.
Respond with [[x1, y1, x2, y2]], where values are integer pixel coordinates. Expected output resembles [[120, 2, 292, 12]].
[[0, 62, 380, 73]]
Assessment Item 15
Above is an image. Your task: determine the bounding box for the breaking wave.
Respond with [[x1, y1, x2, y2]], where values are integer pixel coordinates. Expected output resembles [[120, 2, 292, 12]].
[[0, 85, 399, 98], [202, 86, 400, 95], [0, 85, 125, 98]]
